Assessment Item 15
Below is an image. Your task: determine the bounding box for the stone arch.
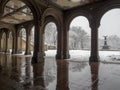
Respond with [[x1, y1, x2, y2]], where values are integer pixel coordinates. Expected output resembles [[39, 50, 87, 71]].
[[65, 10, 92, 31], [42, 8, 63, 29], [43, 17, 59, 49], [17, 25, 27, 36], [42, 9, 63, 58], [96, 2, 120, 26], [43, 16, 60, 33]]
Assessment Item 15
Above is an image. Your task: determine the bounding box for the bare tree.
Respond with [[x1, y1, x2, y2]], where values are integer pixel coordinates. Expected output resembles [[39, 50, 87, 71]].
[[69, 26, 90, 50]]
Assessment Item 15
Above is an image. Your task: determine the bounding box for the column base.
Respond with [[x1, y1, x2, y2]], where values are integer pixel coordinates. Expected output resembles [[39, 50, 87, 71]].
[[25, 51, 31, 55], [32, 52, 44, 64], [89, 56, 100, 62], [56, 53, 63, 59], [5, 50, 10, 53], [16, 50, 23, 54], [63, 53, 70, 59], [11, 50, 16, 54]]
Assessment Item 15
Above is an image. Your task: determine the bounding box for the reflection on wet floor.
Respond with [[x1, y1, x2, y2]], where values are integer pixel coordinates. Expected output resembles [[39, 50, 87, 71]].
[[0, 54, 120, 90]]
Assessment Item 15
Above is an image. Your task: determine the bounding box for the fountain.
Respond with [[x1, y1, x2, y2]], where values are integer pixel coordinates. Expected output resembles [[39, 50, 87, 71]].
[[102, 36, 110, 50]]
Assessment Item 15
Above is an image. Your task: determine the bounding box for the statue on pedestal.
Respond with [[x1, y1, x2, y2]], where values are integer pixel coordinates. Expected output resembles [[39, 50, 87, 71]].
[[102, 36, 110, 50]]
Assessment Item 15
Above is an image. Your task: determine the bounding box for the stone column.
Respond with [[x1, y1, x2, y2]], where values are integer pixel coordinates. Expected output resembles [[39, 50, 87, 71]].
[[1, 37, 4, 52], [89, 18, 99, 62], [25, 28, 31, 55], [32, 20, 45, 63], [5, 36, 9, 53], [56, 60, 69, 90], [0, 37, 2, 52], [56, 27, 63, 59], [63, 26, 70, 59], [12, 32, 16, 54], [1, 34, 6, 52]]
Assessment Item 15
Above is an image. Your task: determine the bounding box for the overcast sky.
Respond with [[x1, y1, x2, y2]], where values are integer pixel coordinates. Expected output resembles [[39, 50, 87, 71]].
[[70, 9, 120, 38]]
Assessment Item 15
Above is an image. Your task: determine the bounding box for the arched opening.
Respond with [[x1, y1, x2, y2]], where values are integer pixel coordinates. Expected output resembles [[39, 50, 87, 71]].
[[21, 28, 26, 54], [8, 32, 13, 53], [69, 16, 91, 60], [44, 22, 57, 57], [30, 26, 35, 54], [1, 32, 6, 52], [99, 8, 120, 61], [2, 0, 33, 54], [17, 28, 26, 54]]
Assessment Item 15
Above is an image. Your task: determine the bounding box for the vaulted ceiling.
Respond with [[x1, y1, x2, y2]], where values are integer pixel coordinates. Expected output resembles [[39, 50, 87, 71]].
[[50, 0, 100, 9], [0, 0, 33, 24], [0, 0, 101, 25]]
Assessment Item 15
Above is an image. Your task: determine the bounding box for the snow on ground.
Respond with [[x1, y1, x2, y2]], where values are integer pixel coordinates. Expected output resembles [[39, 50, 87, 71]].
[[4, 50, 120, 62], [45, 50, 120, 62]]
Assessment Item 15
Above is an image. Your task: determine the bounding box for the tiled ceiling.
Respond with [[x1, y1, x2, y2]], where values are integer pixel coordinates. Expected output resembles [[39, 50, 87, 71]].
[[50, 0, 99, 9]]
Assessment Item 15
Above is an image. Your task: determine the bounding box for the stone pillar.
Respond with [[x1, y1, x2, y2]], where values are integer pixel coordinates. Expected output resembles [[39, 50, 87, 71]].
[[63, 26, 70, 59], [12, 32, 16, 54], [89, 18, 99, 62], [32, 20, 45, 63], [5, 36, 9, 53], [0, 37, 2, 52], [25, 28, 31, 55], [56, 27, 63, 59], [56, 60, 69, 90], [2, 34, 6, 52], [1, 37, 4, 52], [89, 62, 99, 90]]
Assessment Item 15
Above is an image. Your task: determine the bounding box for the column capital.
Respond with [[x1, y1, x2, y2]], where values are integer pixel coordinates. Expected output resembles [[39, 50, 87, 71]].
[[89, 17, 100, 29]]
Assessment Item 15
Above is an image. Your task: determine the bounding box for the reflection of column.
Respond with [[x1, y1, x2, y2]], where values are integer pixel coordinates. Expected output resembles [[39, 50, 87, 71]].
[[33, 62, 45, 89], [56, 60, 69, 90], [89, 18, 99, 62], [90, 62, 99, 90], [10, 56, 20, 82], [24, 57, 32, 89], [1, 54, 9, 76]]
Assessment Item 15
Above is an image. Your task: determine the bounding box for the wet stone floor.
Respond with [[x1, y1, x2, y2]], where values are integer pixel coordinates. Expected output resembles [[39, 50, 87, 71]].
[[0, 53, 120, 90]]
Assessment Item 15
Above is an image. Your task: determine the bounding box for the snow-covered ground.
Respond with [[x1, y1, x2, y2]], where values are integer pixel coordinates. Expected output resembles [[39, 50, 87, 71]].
[[6, 50, 120, 62], [45, 50, 120, 62]]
